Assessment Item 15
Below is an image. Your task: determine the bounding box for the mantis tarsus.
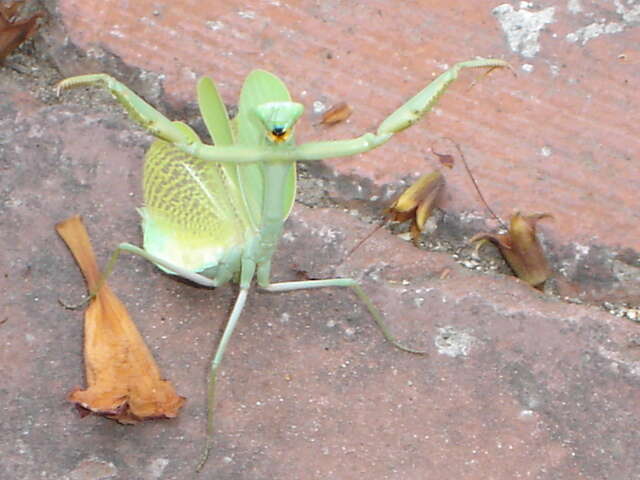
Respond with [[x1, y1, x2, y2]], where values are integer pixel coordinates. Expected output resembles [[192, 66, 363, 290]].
[[57, 58, 509, 471]]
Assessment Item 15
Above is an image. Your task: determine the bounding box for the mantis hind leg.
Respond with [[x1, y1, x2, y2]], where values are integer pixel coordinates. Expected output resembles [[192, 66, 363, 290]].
[[60, 242, 218, 309], [196, 258, 256, 472], [256, 264, 426, 355]]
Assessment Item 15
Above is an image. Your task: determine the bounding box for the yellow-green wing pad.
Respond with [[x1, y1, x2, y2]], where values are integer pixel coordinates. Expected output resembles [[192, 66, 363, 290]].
[[236, 70, 297, 223], [141, 139, 254, 274]]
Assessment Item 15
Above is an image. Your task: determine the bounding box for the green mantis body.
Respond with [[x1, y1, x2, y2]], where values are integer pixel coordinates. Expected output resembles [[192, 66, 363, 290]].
[[57, 58, 509, 470]]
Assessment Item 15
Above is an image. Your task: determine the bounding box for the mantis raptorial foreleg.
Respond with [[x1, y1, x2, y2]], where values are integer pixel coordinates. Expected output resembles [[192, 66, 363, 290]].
[[376, 58, 510, 135], [58, 60, 509, 166], [56, 74, 192, 144], [294, 58, 510, 160]]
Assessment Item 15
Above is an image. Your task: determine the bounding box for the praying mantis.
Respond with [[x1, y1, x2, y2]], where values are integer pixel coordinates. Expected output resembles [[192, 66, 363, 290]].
[[57, 58, 509, 470]]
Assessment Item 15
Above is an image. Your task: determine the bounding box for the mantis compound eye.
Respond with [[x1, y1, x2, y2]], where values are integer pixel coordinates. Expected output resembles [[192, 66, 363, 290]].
[[271, 126, 286, 137], [267, 125, 291, 143]]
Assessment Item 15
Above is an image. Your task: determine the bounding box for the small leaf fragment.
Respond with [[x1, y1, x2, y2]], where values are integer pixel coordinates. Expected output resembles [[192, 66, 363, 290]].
[[56, 216, 185, 424], [471, 212, 552, 287], [320, 101, 353, 126], [0, 1, 44, 62], [433, 151, 455, 169], [386, 170, 445, 242]]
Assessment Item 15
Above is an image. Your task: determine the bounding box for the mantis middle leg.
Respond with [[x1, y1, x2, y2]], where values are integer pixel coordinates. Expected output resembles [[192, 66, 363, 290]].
[[61, 242, 220, 309]]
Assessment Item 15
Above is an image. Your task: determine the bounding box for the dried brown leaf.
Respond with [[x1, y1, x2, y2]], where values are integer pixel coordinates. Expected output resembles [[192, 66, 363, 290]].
[[56, 216, 185, 424], [471, 212, 552, 287], [386, 170, 445, 242], [0, 1, 44, 62], [433, 151, 455, 169], [320, 101, 353, 126]]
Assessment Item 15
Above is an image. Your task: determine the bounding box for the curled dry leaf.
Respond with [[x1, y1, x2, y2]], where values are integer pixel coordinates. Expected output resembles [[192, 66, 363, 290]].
[[0, 1, 44, 62], [386, 170, 445, 243], [320, 101, 353, 126], [56, 216, 185, 424], [471, 212, 552, 287]]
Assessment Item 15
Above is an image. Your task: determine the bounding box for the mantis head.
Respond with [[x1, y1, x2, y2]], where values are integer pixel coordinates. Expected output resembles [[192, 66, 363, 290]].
[[254, 101, 304, 144]]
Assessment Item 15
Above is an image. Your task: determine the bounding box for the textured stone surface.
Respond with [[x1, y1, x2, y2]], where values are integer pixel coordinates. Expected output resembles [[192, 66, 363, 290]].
[[2, 1, 640, 479], [52, 0, 640, 253]]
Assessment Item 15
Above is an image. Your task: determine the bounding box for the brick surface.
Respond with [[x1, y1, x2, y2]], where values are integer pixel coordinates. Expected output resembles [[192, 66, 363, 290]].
[[2, 1, 640, 479], [55, 0, 640, 251]]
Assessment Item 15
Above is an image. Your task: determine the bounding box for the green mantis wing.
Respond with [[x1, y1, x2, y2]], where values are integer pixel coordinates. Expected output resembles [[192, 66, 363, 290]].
[[234, 70, 297, 225], [140, 118, 253, 276]]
